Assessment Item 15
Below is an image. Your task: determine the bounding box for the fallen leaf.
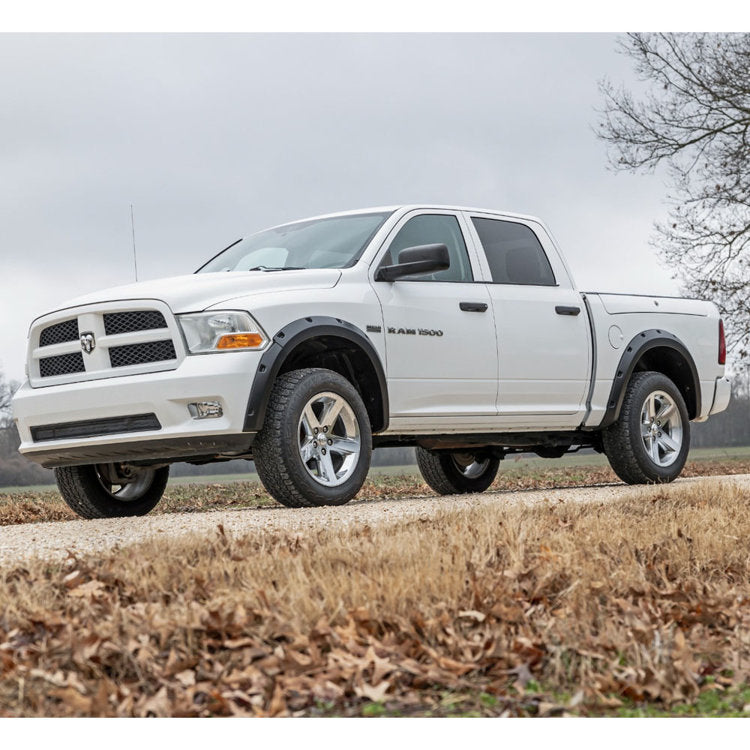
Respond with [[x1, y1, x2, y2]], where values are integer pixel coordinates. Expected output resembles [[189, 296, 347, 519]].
[[68, 580, 106, 598], [175, 670, 196, 688], [355, 681, 391, 702], [458, 610, 486, 623]]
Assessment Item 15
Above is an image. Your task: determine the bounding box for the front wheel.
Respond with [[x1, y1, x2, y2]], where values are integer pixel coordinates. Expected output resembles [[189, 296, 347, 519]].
[[416, 447, 500, 495], [602, 371, 690, 484], [54, 463, 170, 519], [253, 368, 373, 507]]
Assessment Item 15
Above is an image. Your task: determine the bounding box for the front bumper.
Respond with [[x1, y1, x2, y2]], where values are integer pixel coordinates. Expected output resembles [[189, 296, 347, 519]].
[[13, 350, 262, 468]]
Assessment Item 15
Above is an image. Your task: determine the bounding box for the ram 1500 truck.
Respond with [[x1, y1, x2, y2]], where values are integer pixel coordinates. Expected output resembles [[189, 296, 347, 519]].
[[12, 205, 731, 518]]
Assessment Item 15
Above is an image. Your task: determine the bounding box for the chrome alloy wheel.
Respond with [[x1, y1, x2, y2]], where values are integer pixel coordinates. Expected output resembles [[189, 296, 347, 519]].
[[298, 391, 361, 487], [94, 464, 157, 501], [451, 453, 491, 479], [640, 390, 683, 467]]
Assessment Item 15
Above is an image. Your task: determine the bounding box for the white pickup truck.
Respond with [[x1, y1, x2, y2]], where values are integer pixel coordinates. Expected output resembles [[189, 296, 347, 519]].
[[12, 205, 731, 518]]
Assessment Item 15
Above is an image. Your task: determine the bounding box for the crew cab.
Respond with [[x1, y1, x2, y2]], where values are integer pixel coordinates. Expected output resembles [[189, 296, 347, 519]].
[[12, 205, 731, 518]]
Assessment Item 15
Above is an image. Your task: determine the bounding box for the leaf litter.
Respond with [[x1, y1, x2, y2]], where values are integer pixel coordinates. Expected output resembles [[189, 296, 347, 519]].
[[1, 479, 750, 715]]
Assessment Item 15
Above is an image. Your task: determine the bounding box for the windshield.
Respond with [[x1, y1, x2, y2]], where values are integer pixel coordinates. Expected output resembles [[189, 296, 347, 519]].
[[197, 211, 394, 273]]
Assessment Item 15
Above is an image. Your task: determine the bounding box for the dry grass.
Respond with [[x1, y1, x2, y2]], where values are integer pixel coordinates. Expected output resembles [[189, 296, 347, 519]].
[[1, 478, 750, 716], [2, 455, 750, 527]]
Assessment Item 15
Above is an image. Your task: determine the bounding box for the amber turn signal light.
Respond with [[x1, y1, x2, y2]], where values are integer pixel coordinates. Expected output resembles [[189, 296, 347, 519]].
[[216, 333, 265, 349]]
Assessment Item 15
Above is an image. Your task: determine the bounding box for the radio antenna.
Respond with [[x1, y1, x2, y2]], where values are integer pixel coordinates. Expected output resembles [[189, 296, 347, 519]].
[[130, 204, 139, 282]]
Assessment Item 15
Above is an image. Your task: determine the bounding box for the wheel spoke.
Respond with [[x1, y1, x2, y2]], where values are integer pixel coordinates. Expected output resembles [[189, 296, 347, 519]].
[[319, 451, 337, 483], [300, 438, 316, 463], [320, 396, 344, 430], [649, 436, 660, 463], [646, 394, 657, 421], [330, 437, 360, 456], [302, 404, 320, 434], [659, 432, 680, 453], [655, 401, 675, 422]]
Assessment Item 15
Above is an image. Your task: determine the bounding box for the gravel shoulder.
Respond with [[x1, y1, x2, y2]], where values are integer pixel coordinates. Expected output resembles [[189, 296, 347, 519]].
[[2, 474, 749, 564]]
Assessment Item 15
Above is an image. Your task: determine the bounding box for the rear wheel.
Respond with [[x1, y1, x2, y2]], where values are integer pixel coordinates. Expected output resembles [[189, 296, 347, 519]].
[[602, 371, 690, 484], [54, 463, 170, 519], [416, 447, 500, 495]]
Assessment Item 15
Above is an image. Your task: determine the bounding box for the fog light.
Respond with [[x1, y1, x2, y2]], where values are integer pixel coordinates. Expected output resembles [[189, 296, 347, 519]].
[[188, 401, 223, 419]]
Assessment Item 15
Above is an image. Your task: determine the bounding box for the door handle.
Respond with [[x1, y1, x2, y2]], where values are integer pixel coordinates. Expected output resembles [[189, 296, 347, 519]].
[[460, 302, 488, 312], [555, 305, 581, 316]]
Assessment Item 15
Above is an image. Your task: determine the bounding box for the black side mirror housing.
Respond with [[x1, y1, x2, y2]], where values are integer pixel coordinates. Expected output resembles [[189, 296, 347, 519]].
[[375, 243, 450, 282]]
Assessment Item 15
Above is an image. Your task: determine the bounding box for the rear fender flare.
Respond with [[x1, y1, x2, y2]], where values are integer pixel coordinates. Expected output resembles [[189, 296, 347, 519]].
[[595, 329, 701, 429]]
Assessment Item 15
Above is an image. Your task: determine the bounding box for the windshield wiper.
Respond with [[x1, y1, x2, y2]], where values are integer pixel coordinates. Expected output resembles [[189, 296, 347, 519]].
[[245, 265, 306, 272]]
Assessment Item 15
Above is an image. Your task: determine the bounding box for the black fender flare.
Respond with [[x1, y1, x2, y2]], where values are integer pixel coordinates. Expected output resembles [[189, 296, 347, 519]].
[[243, 316, 389, 433], [595, 329, 701, 430]]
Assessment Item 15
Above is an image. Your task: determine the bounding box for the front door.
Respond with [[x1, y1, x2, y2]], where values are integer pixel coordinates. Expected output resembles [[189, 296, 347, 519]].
[[370, 212, 498, 428]]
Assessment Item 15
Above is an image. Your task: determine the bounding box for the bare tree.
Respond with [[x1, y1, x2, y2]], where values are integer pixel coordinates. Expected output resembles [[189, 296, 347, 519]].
[[597, 33, 750, 360], [0, 370, 19, 429]]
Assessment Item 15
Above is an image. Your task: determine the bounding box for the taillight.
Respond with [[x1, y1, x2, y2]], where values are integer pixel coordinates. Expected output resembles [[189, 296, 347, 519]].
[[719, 319, 726, 365]]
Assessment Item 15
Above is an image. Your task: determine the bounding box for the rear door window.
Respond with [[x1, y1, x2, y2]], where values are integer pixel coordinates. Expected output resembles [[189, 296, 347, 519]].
[[471, 217, 556, 286]]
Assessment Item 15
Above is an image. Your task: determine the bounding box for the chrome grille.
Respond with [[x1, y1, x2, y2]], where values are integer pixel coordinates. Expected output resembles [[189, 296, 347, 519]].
[[39, 352, 85, 378], [29, 301, 183, 387], [39, 319, 79, 347], [109, 340, 177, 368], [103, 311, 167, 336]]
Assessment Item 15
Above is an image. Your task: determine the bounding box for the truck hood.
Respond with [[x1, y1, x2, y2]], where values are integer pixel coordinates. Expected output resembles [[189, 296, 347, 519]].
[[51, 270, 342, 314]]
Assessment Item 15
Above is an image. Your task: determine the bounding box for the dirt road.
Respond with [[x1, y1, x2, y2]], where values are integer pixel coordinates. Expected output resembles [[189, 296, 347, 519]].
[[2, 473, 748, 564]]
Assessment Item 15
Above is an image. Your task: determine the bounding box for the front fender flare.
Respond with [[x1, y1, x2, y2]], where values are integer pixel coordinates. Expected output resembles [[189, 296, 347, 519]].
[[243, 316, 389, 433]]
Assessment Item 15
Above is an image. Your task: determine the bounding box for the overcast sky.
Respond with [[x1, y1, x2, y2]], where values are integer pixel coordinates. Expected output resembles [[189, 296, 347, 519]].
[[1, 33, 677, 382]]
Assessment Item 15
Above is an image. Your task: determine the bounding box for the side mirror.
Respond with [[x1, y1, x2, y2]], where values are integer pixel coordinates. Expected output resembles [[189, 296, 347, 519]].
[[375, 243, 450, 282]]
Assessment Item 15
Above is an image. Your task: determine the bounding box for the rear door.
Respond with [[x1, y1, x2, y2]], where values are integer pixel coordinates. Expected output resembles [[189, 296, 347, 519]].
[[464, 213, 591, 427], [370, 210, 498, 427]]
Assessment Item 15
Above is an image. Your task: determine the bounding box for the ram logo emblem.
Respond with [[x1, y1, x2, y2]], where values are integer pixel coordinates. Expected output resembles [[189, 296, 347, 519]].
[[80, 332, 96, 354]]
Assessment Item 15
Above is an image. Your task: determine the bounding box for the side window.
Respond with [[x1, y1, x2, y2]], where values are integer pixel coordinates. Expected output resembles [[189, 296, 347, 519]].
[[380, 214, 473, 282], [471, 218, 556, 286]]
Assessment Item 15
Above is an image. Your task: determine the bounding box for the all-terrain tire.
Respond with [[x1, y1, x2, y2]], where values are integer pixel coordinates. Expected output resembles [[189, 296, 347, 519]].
[[602, 370, 690, 484], [54, 464, 170, 519], [252, 368, 373, 508], [416, 447, 500, 495]]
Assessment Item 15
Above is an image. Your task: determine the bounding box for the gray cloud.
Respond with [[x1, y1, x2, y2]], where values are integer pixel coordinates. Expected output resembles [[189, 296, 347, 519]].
[[1, 33, 676, 380]]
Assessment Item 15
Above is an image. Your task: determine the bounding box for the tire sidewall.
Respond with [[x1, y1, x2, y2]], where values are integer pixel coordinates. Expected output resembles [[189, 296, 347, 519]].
[[274, 370, 372, 505], [626, 373, 690, 482]]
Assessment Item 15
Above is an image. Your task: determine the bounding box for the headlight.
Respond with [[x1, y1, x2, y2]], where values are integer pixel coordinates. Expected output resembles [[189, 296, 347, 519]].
[[177, 311, 268, 354]]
